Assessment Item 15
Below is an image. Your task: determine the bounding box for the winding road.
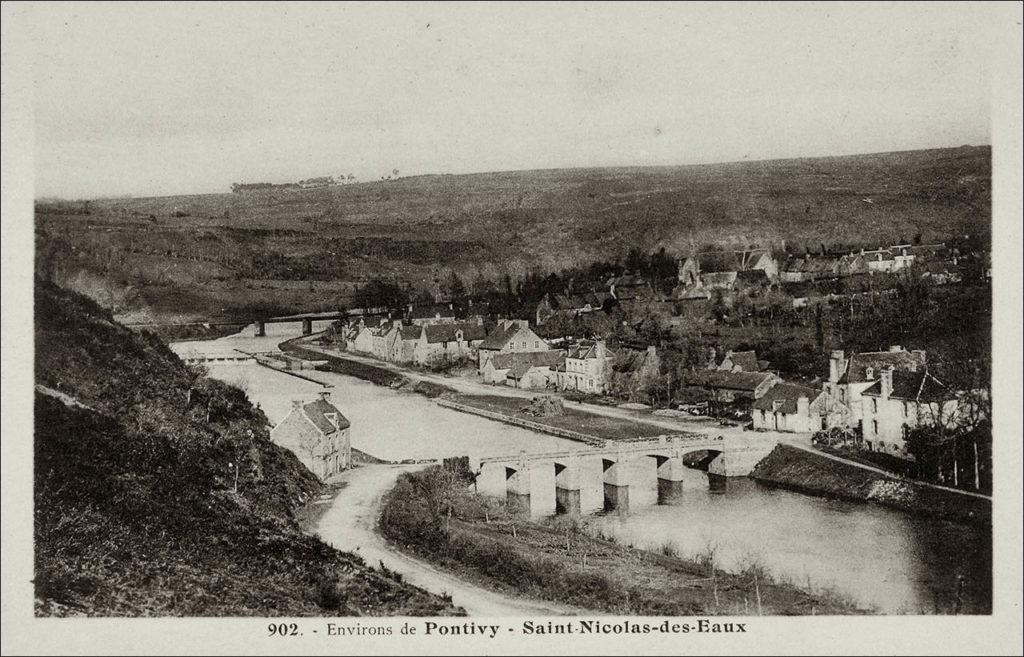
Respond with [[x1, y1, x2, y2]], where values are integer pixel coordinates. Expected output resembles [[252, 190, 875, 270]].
[[313, 464, 583, 616]]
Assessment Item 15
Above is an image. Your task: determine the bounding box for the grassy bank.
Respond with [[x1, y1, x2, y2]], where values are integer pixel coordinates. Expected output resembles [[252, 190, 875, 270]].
[[751, 444, 991, 526], [453, 394, 673, 442], [380, 466, 866, 615], [34, 281, 461, 616], [280, 340, 408, 387]]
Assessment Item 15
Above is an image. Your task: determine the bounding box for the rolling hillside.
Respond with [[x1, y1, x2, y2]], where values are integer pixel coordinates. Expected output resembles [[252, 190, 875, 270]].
[[33, 281, 462, 616], [35, 146, 990, 322]]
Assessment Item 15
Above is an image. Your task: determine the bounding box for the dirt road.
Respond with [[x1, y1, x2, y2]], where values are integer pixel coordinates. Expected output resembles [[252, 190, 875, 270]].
[[313, 464, 582, 616]]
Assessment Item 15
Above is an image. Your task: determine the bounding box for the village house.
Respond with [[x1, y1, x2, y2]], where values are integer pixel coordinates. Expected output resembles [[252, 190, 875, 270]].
[[557, 339, 614, 394], [780, 254, 842, 282], [270, 392, 351, 480], [481, 349, 563, 385], [682, 370, 780, 410], [752, 383, 827, 432], [406, 302, 457, 326], [711, 349, 768, 373], [535, 291, 611, 326], [823, 346, 928, 433], [678, 250, 779, 286], [476, 319, 550, 373], [859, 367, 965, 458], [383, 324, 421, 363], [413, 321, 488, 367], [503, 351, 566, 390]]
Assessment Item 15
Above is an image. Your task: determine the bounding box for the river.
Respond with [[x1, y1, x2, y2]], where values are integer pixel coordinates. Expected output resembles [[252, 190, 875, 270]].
[[172, 330, 991, 615]]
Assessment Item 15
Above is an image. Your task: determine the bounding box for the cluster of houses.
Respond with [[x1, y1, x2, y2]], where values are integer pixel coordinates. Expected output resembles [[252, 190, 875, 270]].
[[335, 302, 661, 395], [681, 345, 975, 459], [671, 243, 969, 309]]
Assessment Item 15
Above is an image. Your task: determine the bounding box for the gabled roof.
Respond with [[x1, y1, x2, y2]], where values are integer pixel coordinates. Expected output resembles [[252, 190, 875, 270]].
[[839, 349, 926, 384], [861, 370, 954, 402], [301, 397, 350, 434], [489, 349, 565, 372], [686, 370, 775, 392], [566, 340, 610, 360], [408, 303, 456, 320], [423, 321, 487, 344], [400, 325, 423, 340], [479, 323, 519, 350], [752, 383, 823, 414], [721, 350, 761, 372]]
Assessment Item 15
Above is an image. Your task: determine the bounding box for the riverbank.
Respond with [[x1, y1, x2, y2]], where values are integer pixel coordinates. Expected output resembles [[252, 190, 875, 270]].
[[752, 444, 991, 527], [379, 465, 867, 616]]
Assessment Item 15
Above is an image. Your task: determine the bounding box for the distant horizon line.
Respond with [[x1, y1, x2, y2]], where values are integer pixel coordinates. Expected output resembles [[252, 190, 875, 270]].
[[35, 142, 991, 203]]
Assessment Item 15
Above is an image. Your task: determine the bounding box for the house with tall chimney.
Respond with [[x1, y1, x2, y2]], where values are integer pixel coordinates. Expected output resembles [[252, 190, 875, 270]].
[[270, 392, 351, 480], [824, 346, 928, 433], [860, 368, 962, 458]]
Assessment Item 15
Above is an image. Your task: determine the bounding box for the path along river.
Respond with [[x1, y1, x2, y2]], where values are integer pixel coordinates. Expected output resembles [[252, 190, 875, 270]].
[[173, 330, 991, 614]]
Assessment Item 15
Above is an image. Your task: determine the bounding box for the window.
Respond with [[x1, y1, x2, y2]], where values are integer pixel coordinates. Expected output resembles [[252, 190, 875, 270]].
[[760, 410, 766, 423], [871, 398, 878, 414], [534, 341, 539, 348], [903, 401, 909, 417], [872, 420, 878, 435]]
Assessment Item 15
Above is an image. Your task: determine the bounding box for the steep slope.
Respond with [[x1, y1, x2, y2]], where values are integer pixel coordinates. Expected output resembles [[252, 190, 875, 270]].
[[33, 281, 461, 616]]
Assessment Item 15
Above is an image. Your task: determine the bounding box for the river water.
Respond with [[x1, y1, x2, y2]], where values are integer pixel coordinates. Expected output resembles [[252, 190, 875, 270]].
[[173, 331, 991, 615]]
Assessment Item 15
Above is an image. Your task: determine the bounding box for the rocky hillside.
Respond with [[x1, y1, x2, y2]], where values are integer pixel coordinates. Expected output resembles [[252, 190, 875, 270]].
[[33, 281, 461, 616]]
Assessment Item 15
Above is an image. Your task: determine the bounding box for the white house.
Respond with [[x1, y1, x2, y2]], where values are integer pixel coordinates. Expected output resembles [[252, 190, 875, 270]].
[[752, 383, 827, 433], [413, 321, 488, 366], [558, 340, 613, 394], [860, 367, 964, 458], [824, 346, 927, 432], [270, 392, 351, 480]]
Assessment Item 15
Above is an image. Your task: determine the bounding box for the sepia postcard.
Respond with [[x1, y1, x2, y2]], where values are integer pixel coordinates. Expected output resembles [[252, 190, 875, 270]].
[[2, 2, 1022, 655]]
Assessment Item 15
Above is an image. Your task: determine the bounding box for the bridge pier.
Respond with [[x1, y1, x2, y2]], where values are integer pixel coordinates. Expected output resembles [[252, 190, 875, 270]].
[[655, 455, 686, 504], [602, 454, 630, 515], [254, 321, 266, 337], [505, 463, 531, 516], [554, 458, 580, 515], [301, 318, 313, 335]]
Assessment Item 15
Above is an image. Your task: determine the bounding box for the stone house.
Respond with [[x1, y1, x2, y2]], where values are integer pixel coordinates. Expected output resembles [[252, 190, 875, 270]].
[[407, 302, 458, 326], [824, 346, 927, 433], [682, 370, 780, 411], [270, 392, 351, 481], [482, 349, 564, 385], [558, 340, 614, 394], [504, 351, 566, 390], [860, 367, 962, 458], [535, 291, 611, 326], [752, 383, 827, 433], [678, 250, 779, 286], [413, 321, 488, 367], [476, 319, 549, 373]]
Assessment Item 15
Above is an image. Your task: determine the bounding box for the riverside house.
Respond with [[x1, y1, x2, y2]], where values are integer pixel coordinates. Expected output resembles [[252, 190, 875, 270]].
[[859, 367, 965, 458], [476, 319, 549, 373], [413, 321, 488, 367], [823, 346, 927, 433], [270, 392, 351, 480], [752, 382, 827, 433], [557, 339, 614, 394]]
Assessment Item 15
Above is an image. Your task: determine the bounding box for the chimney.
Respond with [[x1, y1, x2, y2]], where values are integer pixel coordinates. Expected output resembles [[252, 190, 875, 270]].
[[865, 366, 875, 381], [829, 350, 847, 383], [880, 367, 894, 398]]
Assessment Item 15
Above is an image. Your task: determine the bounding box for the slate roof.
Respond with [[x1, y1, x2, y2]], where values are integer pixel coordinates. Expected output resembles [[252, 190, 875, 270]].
[[721, 350, 760, 372], [566, 340, 609, 360], [479, 323, 520, 350], [752, 383, 822, 414], [400, 325, 423, 340], [686, 370, 776, 392], [839, 349, 926, 384], [423, 322, 487, 344], [861, 370, 953, 402], [301, 398, 350, 434]]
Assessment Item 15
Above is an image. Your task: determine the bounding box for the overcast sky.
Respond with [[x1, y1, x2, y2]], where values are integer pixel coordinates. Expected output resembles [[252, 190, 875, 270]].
[[29, 2, 1000, 199]]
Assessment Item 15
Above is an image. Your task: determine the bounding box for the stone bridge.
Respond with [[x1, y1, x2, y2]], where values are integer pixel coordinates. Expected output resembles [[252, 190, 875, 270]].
[[469, 433, 775, 517]]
